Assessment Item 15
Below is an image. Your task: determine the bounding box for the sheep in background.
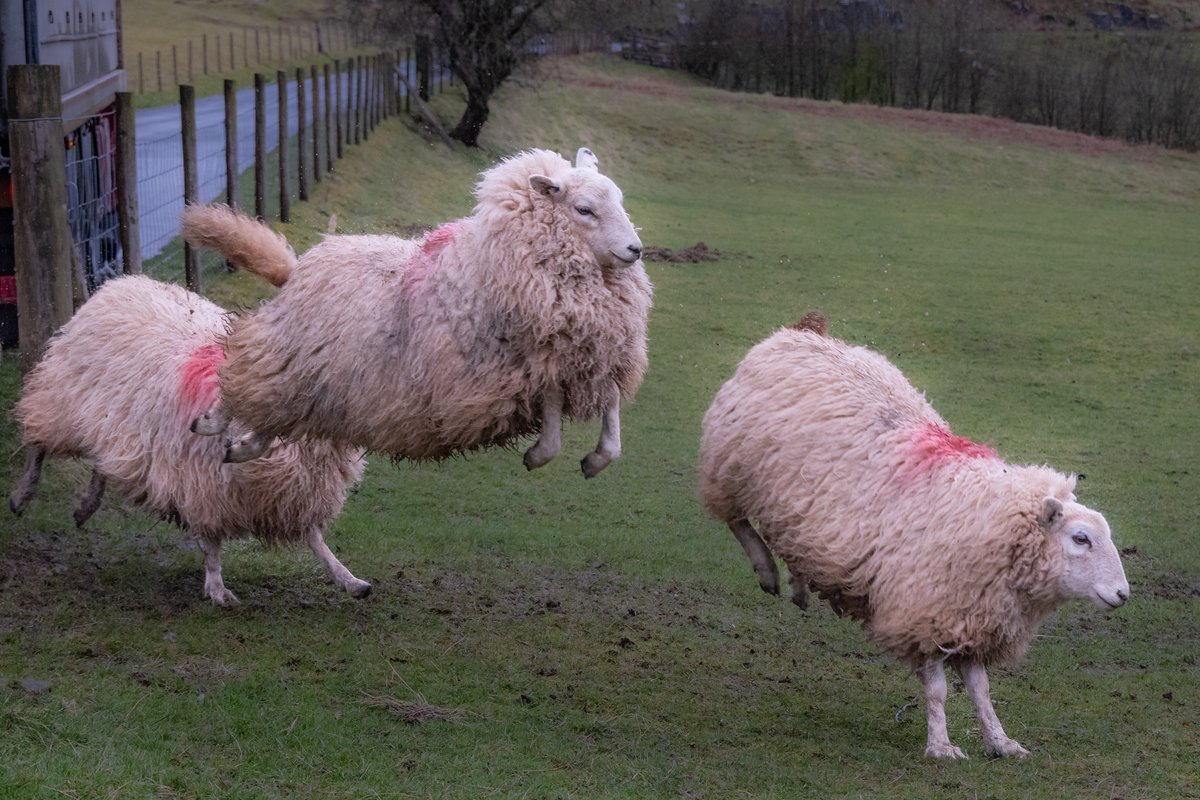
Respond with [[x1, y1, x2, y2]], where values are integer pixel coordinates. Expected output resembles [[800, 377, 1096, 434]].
[[9, 275, 369, 605], [698, 312, 1129, 759], [181, 147, 652, 478]]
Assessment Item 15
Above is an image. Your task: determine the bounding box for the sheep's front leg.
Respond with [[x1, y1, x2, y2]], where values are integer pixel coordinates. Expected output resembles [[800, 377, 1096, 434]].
[[73, 469, 107, 528], [306, 526, 371, 598], [581, 384, 621, 479], [9, 447, 46, 516], [524, 386, 564, 470], [195, 536, 239, 606], [958, 662, 1030, 758], [919, 660, 968, 759], [729, 518, 780, 596]]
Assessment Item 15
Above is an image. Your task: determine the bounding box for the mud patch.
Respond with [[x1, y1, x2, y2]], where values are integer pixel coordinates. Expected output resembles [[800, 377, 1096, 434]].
[[643, 242, 722, 263]]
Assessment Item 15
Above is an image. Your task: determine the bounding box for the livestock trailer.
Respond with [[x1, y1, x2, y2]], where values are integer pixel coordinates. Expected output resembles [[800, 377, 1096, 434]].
[[0, 0, 125, 346]]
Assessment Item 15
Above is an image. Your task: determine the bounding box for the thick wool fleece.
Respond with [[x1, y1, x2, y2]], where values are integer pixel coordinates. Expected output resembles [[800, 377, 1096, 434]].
[[216, 149, 653, 459], [699, 326, 1076, 667], [13, 275, 364, 544]]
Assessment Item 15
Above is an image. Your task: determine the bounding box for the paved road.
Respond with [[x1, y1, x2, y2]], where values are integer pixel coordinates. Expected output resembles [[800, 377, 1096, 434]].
[[134, 64, 440, 263]]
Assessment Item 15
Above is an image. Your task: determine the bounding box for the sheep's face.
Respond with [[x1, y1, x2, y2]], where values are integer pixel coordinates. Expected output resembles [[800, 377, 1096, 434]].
[[530, 163, 643, 270], [1041, 497, 1130, 610]]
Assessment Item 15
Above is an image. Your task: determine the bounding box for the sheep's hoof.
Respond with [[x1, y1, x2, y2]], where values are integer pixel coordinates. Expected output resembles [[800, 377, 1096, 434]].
[[789, 576, 809, 609], [9, 495, 26, 517], [223, 435, 270, 463], [924, 743, 968, 760], [206, 587, 240, 606], [523, 448, 552, 471], [191, 412, 225, 436], [580, 452, 611, 479], [759, 577, 780, 596], [985, 739, 1030, 759], [72, 508, 92, 529], [346, 580, 372, 599]]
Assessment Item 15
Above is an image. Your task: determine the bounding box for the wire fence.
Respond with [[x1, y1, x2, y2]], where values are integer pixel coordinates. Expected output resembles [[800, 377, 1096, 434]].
[[65, 109, 122, 292]]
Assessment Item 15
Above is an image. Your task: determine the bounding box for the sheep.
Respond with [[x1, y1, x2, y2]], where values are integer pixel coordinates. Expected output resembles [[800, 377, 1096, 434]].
[[698, 312, 1130, 759], [8, 274, 370, 605], [179, 148, 652, 476]]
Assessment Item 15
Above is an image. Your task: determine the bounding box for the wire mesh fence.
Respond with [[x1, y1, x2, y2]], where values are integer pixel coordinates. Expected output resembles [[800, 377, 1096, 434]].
[[65, 109, 123, 293]]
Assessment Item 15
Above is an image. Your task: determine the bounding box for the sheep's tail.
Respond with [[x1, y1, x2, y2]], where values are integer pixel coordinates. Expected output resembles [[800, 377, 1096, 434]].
[[786, 311, 828, 336], [180, 203, 297, 288]]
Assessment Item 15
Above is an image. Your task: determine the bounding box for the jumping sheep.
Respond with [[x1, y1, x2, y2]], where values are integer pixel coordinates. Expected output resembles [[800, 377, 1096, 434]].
[[9, 274, 370, 605], [181, 148, 652, 477], [698, 313, 1129, 759]]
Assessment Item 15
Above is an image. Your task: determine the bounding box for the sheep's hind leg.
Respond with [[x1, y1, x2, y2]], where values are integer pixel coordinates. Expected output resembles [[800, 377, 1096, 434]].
[[191, 401, 232, 436], [958, 662, 1030, 758], [9, 447, 46, 516], [787, 567, 809, 609], [729, 518, 779, 596], [918, 660, 968, 759], [195, 536, 239, 606], [581, 384, 621, 479], [524, 386, 563, 470], [306, 526, 371, 598], [72, 469, 107, 528]]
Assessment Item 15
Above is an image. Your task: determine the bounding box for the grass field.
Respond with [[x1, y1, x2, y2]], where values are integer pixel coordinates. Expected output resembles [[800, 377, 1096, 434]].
[[2, 55, 1198, 798]]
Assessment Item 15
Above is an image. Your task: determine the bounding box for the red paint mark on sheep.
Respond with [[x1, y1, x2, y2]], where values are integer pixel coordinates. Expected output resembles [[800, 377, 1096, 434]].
[[907, 422, 997, 473], [179, 343, 225, 423], [403, 221, 464, 293]]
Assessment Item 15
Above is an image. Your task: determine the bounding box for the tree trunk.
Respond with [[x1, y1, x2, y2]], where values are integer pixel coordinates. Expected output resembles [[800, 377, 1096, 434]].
[[450, 88, 491, 147]]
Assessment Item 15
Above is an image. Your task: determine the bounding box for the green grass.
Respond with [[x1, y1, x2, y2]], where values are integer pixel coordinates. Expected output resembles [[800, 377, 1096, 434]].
[[2, 55, 1198, 798]]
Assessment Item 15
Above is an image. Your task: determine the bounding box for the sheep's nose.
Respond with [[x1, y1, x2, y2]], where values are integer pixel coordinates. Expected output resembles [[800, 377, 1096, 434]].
[[628, 243, 642, 258], [1116, 588, 1129, 604]]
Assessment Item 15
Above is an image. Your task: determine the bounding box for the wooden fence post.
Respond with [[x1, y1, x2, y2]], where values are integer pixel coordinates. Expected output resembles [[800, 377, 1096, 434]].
[[138, 51, 144, 93], [216, 35, 223, 74], [351, 58, 360, 145], [416, 35, 431, 101], [324, 63, 333, 172], [254, 73, 266, 219], [311, 64, 321, 183], [156, 49, 163, 91], [180, 84, 201, 293], [335, 59, 344, 159], [6, 65, 75, 371], [405, 46, 411, 113], [357, 55, 367, 142], [223, 79, 238, 272], [114, 91, 142, 275], [278, 70, 290, 223], [297, 68, 308, 202], [172, 45, 178, 85]]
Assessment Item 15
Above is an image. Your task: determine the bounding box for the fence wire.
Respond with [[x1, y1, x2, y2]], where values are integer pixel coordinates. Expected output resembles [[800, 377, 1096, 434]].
[[65, 109, 123, 292]]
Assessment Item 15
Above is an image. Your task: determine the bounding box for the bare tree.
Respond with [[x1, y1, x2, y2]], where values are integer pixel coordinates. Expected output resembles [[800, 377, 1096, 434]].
[[353, 0, 550, 147], [423, 0, 549, 146]]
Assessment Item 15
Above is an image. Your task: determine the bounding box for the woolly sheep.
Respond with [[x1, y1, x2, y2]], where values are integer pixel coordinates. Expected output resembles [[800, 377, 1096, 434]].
[[698, 313, 1130, 759], [9, 274, 370, 605], [181, 148, 652, 477]]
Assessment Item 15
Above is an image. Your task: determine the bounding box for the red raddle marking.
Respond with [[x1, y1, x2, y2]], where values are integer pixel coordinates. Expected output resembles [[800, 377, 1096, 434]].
[[906, 421, 997, 474], [179, 343, 225, 422], [403, 221, 464, 293]]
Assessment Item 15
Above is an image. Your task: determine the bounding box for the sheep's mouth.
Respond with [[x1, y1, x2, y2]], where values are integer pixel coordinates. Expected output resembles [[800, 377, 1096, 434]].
[[609, 251, 638, 265], [1096, 593, 1126, 609]]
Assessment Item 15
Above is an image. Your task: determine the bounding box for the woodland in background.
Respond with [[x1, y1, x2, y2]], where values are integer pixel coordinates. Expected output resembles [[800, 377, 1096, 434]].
[[677, 0, 1200, 150]]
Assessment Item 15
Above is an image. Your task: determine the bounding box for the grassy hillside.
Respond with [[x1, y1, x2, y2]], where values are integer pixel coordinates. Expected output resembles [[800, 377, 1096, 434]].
[[1, 56, 1197, 798]]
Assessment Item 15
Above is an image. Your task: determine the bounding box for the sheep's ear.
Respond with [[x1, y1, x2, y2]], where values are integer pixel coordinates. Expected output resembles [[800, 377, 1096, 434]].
[[530, 175, 561, 196], [1038, 497, 1064, 529], [575, 147, 599, 171]]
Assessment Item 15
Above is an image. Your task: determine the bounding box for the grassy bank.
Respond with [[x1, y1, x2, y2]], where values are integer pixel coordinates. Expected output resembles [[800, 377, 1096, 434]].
[[1, 56, 1197, 798]]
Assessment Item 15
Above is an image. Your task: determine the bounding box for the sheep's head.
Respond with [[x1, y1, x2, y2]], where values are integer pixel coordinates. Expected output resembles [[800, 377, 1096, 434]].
[[527, 148, 643, 270], [1039, 497, 1130, 610]]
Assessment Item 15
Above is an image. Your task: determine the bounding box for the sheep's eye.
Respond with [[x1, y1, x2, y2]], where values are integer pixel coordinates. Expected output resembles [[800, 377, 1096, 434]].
[[1071, 532, 1091, 547], [574, 205, 594, 217]]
